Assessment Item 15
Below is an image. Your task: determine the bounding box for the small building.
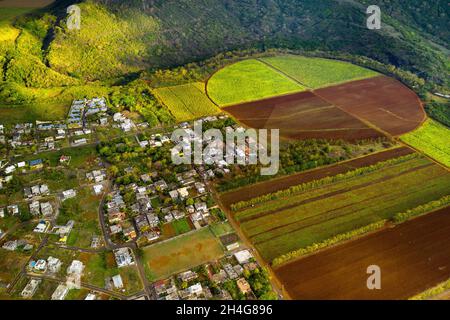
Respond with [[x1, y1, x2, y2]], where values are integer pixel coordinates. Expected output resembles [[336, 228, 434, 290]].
[[236, 278, 252, 295], [93, 184, 103, 195], [85, 293, 97, 300], [234, 250, 253, 265], [112, 274, 124, 289], [2, 240, 18, 251], [7, 205, 19, 216], [62, 189, 77, 201], [29, 159, 43, 170], [51, 284, 69, 300], [47, 256, 62, 274], [177, 187, 189, 200], [67, 260, 84, 275], [21, 279, 41, 298], [114, 248, 135, 268]]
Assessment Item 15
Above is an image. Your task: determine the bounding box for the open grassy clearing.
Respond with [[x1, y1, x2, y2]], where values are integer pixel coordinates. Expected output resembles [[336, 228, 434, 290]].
[[0, 7, 34, 43], [233, 156, 450, 262], [207, 59, 305, 106], [401, 119, 450, 168], [143, 227, 224, 281], [153, 82, 220, 121], [260, 55, 378, 89], [36, 245, 141, 295], [57, 188, 102, 249]]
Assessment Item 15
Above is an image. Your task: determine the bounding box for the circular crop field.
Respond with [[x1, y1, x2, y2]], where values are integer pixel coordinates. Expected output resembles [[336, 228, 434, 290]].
[[206, 55, 426, 141]]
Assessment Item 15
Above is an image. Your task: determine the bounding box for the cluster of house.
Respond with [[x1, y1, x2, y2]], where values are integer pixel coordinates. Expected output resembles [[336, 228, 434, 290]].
[[22, 256, 99, 300], [86, 169, 107, 195], [105, 163, 219, 245], [49, 260, 85, 300], [7, 123, 34, 149], [29, 200, 53, 217], [68, 98, 108, 129], [29, 256, 62, 274], [113, 112, 135, 132], [136, 132, 171, 148], [154, 249, 257, 300], [50, 220, 75, 243], [0, 204, 19, 217], [1, 158, 43, 190], [106, 191, 138, 241]]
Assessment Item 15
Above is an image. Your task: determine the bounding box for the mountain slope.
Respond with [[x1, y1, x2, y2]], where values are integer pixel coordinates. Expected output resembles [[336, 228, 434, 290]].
[[1, 0, 449, 87]]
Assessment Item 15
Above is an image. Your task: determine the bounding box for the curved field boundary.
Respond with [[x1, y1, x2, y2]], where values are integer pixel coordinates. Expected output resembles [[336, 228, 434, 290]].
[[314, 75, 427, 137], [219, 146, 415, 208], [206, 59, 306, 107]]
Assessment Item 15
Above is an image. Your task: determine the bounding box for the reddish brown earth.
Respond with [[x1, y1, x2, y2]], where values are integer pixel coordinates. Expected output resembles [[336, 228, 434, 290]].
[[223, 91, 382, 141], [315, 76, 426, 136], [274, 206, 450, 300], [219, 146, 415, 208]]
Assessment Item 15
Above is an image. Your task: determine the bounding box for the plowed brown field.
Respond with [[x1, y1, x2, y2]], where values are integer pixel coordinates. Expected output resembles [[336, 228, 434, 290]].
[[223, 91, 381, 141], [315, 76, 426, 136], [274, 206, 450, 300]]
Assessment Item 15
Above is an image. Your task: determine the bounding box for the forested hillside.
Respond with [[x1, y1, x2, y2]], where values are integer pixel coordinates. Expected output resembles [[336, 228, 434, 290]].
[[1, 0, 447, 85]]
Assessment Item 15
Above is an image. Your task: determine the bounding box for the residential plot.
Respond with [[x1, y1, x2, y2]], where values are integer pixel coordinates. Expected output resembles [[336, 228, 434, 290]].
[[232, 156, 450, 262], [260, 55, 378, 88], [207, 59, 305, 106], [275, 206, 450, 300], [401, 119, 450, 168], [143, 227, 225, 281], [153, 82, 220, 121], [223, 91, 382, 142]]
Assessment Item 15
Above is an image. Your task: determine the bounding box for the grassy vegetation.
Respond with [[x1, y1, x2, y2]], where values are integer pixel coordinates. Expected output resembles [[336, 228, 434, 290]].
[[47, 1, 160, 81], [410, 278, 450, 300], [272, 220, 387, 267], [401, 119, 450, 168], [143, 227, 224, 281], [260, 55, 379, 88], [207, 59, 305, 106], [233, 156, 450, 262], [171, 218, 192, 235], [57, 188, 102, 249], [210, 222, 235, 237], [36, 245, 142, 296], [153, 82, 220, 121]]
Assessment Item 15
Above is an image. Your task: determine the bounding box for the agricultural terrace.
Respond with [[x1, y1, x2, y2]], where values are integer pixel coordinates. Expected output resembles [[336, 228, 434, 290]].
[[153, 82, 220, 121], [207, 59, 305, 106], [232, 155, 450, 262], [260, 55, 378, 89], [401, 119, 450, 168], [143, 227, 225, 281]]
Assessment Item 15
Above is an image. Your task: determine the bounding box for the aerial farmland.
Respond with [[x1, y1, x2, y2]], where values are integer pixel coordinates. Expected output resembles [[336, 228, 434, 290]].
[[0, 0, 449, 304]]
